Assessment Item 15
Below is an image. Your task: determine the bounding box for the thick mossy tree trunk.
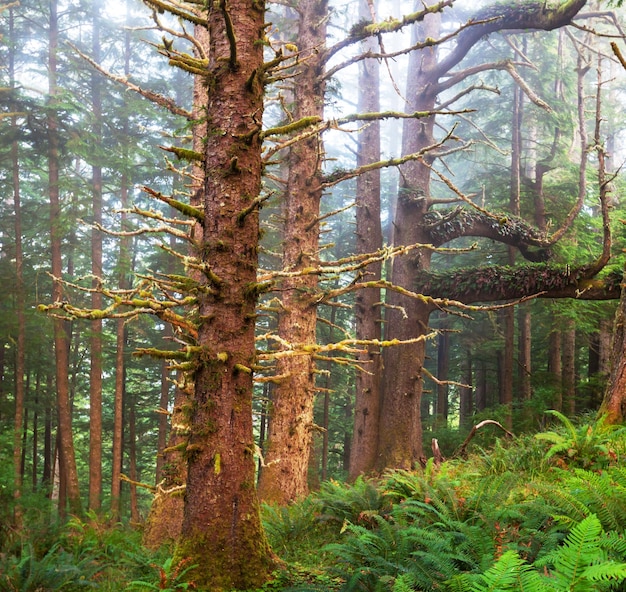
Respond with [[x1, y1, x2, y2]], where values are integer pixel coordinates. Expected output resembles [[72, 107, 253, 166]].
[[257, 0, 328, 505], [173, 3, 274, 588], [601, 278, 626, 424]]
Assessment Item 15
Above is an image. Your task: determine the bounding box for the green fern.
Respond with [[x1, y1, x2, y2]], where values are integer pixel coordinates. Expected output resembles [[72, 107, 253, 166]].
[[535, 411, 626, 470], [539, 514, 626, 591]]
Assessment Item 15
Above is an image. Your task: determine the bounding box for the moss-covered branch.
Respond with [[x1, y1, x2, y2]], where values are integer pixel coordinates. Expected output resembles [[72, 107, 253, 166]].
[[421, 208, 550, 261], [160, 145, 204, 163], [325, 0, 453, 62], [260, 116, 322, 140], [142, 0, 207, 26], [142, 185, 205, 222], [415, 264, 622, 303], [434, 0, 588, 78]]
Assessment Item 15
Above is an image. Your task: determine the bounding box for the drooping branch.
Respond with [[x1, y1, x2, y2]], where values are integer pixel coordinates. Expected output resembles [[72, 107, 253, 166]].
[[422, 209, 551, 262]]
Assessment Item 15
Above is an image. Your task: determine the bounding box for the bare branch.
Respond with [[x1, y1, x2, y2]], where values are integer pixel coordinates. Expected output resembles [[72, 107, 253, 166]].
[[68, 43, 193, 119]]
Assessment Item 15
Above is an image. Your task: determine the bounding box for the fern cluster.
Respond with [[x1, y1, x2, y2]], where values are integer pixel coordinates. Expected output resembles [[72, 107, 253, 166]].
[[321, 414, 626, 592]]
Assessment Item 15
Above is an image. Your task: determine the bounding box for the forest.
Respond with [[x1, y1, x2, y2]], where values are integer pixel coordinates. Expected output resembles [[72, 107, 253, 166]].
[[2, 0, 626, 589]]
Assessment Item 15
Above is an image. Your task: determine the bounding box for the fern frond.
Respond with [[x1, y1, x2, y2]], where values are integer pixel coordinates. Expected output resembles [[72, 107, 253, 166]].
[[583, 561, 626, 583], [472, 550, 526, 591], [547, 514, 605, 592]]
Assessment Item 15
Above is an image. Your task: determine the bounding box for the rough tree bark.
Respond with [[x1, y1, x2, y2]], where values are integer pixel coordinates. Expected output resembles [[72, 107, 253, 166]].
[[257, 0, 328, 504], [349, 0, 383, 480], [171, 2, 275, 588]]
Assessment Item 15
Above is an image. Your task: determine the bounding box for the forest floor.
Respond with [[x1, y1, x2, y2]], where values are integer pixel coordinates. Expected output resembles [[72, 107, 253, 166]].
[[2, 411, 626, 591]]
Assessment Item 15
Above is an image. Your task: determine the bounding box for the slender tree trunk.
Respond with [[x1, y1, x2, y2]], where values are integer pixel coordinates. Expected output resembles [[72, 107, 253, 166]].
[[88, 0, 103, 513], [257, 0, 328, 504], [143, 23, 209, 544], [10, 5, 26, 522], [128, 393, 140, 523], [349, 0, 383, 480], [111, 11, 132, 520], [42, 374, 53, 490], [32, 372, 40, 491], [173, 3, 274, 588], [459, 349, 473, 428], [436, 320, 449, 424], [156, 325, 172, 483], [548, 325, 563, 411], [562, 318, 576, 416], [518, 307, 532, 401], [49, 0, 82, 517]]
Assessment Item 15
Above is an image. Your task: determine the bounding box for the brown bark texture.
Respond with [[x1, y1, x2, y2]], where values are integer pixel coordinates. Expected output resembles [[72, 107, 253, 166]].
[[349, 0, 383, 480], [89, 0, 103, 513], [601, 279, 626, 423], [172, 3, 274, 589], [49, 0, 82, 517], [257, 0, 328, 504]]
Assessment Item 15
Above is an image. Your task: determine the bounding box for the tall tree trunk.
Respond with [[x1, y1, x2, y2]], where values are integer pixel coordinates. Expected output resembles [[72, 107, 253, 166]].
[[377, 8, 440, 470], [349, 0, 383, 480], [111, 10, 132, 521], [10, 5, 26, 522], [172, 3, 274, 588], [257, 0, 328, 504], [156, 324, 172, 483], [88, 0, 103, 513], [518, 307, 532, 402], [48, 0, 82, 517], [143, 23, 209, 544], [32, 371, 40, 491], [143, 383, 187, 549], [43, 374, 53, 490]]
